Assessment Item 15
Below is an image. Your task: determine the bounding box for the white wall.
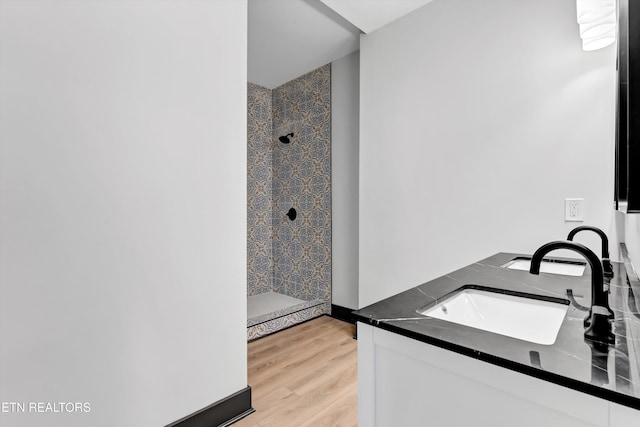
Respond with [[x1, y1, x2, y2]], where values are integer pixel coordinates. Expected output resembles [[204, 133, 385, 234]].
[[332, 51, 360, 309], [0, 1, 247, 426], [359, 0, 617, 307]]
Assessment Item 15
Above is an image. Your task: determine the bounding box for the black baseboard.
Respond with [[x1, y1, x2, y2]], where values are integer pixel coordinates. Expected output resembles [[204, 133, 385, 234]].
[[167, 386, 254, 427], [330, 304, 357, 324]]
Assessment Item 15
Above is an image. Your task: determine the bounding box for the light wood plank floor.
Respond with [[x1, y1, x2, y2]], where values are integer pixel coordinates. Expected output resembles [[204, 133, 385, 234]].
[[234, 316, 357, 427]]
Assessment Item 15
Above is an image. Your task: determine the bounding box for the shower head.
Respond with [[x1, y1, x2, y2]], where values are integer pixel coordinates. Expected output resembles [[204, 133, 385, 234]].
[[279, 133, 294, 144]]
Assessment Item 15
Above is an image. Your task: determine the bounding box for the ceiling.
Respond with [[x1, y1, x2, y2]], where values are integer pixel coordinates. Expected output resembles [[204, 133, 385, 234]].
[[248, 0, 434, 89], [319, 0, 434, 34]]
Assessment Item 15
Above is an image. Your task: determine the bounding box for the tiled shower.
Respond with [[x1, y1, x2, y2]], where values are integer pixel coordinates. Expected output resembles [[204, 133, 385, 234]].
[[246, 65, 331, 340]]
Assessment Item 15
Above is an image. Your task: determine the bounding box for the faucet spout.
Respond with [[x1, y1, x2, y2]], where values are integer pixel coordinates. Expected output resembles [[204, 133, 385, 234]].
[[567, 225, 613, 278], [529, 240, 614, 344]]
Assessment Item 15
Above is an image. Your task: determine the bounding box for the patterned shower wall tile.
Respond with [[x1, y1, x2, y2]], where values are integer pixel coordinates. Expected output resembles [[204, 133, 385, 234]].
[[247, 263, 270, 294], [248, 212, 271, 229], [248, 153, 271, 172], [272, 116, 300, 137], [310, 191, 330, 211], [312, 279, 331, 301], [304, 243, 331, 264], [297, 91, 314, 115], [313, 227, 331, 247], [273, 271, 285, 289], [247, 179, 272, 199], [274, 161, 294, 182], [300, 177, 314, 195], [310, 174, 331, 195], [271, 88, 287, 120], [271, 144, 290, 165], [272, 239, 285, 260], [247, 284, 271, 298], [306, 65, 331, 93], [301, 207, 329, 229], [316, 86, 331, 111], [248, 266, 272, 283], [275, 258, 295, 276], [248, 121, 271, 141], [273, 196, 298, 217], [299, 259, 314, 275], [271, 179, 287, 201], [298, 193, 316, 211], [273, 211, 297, 231], [273, 122, 300, 141], [272, 180, 290, 199], [298, 158, 315, 180], [253, 182, 272, 201], [248, 237, 269, 253], [286, 176, 303, 193], [252, 252, 272, 273], [251, 141, 272, 156], [249, 225, 273, 247], [312, 156, 331, 178], [284, 254, 303, 276], [273, 68, 329, 129], [247, 82, 274, 296], [247, 100, 271, 124], [247, 267, 274, 297], [312, 262, 332, 281], [297, 119, 324, 136], [248, 192, 270, 211], [310, 98, 331, 121], [309, 142, 331, 163], [249, 162, 270, 182], [285, 272, 302, 292], [309, 118, 331, 141], [246, 179, 259, 198], [297, 226, 315, 246], [284, 143, 304, 164]]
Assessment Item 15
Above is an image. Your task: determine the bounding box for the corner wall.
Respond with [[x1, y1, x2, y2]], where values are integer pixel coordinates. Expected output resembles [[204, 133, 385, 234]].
[[0, 1, 247, 426], [332, 51, 360, 309], [359, 0, 617, 307]]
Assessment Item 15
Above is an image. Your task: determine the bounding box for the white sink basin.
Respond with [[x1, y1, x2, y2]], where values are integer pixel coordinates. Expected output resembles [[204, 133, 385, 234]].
[[418, 288, 569, 345], [502, 258, 585, 276]]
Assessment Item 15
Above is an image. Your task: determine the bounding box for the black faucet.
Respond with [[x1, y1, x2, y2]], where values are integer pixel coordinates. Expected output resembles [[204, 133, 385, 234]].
[[529, 241, 614, 344], [567, 225, 613, 278]]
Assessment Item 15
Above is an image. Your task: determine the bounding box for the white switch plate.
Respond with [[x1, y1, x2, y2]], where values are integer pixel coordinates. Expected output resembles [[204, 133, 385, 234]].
[[565, 198, 584, 222]]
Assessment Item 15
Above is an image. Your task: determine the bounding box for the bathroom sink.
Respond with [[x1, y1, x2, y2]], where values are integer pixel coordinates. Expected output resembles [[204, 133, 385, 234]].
[[502, 257, 585, 276], [418, 287, 569, 345]]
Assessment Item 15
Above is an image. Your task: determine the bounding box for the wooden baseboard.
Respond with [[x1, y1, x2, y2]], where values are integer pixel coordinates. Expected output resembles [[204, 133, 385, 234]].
[[166, 386, 254, 427]]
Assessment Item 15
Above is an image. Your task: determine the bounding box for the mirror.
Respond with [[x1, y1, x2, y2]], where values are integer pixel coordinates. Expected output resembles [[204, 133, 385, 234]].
[[616, 0, 640, 211]]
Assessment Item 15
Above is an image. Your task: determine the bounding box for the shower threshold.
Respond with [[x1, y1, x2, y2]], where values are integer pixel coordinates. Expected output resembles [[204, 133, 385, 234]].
[[247, 291, 324, 328]]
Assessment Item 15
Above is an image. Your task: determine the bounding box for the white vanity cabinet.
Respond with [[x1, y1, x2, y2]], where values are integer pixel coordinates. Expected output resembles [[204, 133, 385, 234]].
[[358, 323, 640, 427]]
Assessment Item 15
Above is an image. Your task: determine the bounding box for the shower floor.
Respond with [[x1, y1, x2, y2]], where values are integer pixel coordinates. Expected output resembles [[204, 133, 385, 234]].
[[247, 292, 305, 320]]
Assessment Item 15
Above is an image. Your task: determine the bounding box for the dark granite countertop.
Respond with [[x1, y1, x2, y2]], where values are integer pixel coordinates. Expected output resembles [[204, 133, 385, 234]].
[[353, 247, 640, 409]]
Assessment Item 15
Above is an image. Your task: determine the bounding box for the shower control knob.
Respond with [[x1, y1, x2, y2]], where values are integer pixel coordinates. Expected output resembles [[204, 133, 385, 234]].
[[286, 208, 297, 221]]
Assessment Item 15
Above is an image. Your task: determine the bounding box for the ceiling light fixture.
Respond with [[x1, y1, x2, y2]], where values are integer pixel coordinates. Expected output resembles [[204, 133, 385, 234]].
[[576, 0, 617, 51]]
